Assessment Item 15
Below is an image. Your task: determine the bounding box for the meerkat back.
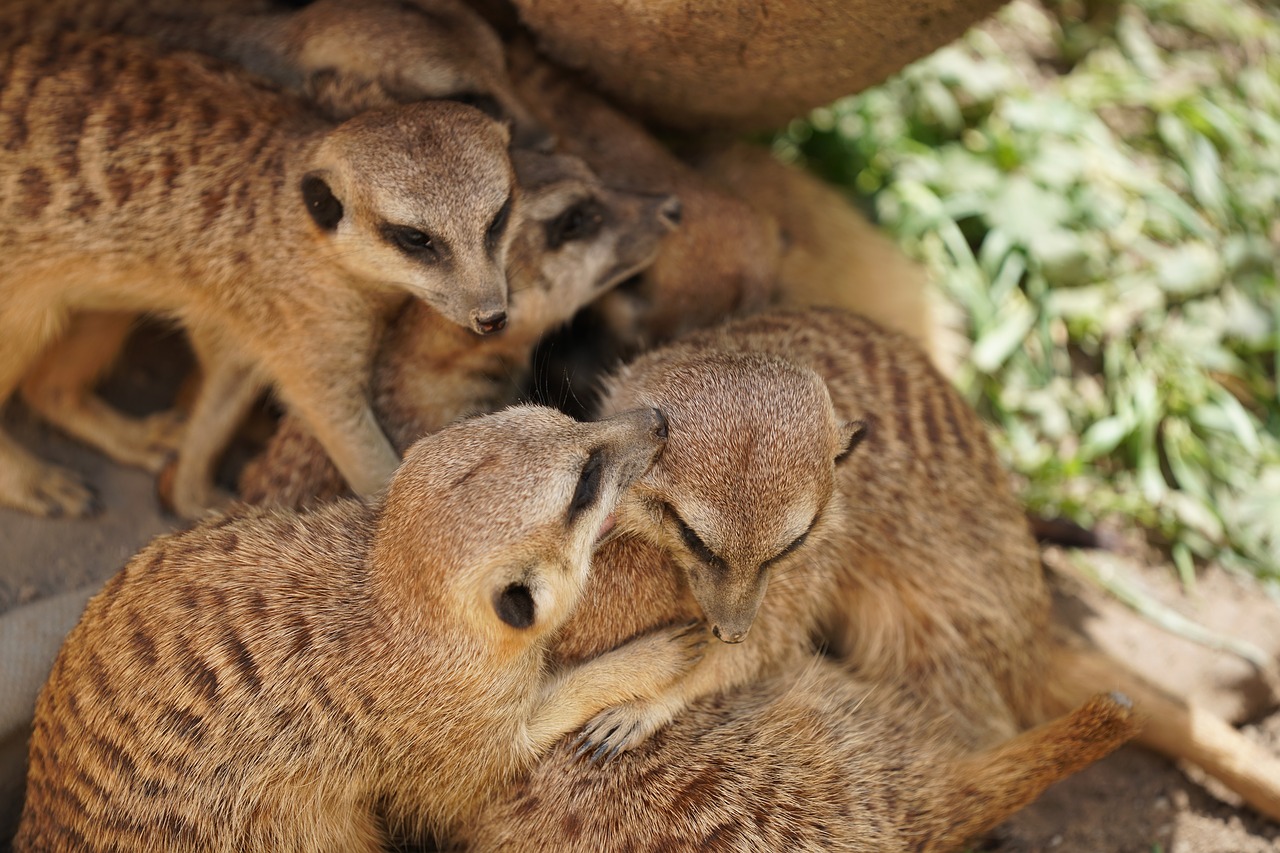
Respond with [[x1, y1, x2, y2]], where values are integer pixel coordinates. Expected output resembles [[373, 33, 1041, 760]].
[[15, 405, 698, 851], [461, 660, 1138, 853]]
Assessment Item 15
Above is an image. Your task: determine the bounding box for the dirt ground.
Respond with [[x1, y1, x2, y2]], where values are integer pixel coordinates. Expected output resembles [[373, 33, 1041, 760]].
[[2, 328, 1280, 851]]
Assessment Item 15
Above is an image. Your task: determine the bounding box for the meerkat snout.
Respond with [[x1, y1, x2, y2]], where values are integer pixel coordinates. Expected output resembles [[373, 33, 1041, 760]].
[[474, 309, 508, 335], [712, 625, 749, 644]]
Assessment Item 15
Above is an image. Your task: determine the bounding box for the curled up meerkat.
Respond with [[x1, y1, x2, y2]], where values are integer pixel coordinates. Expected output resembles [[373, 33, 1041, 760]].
[[15, 404, 704, 852], [0, 30, 518, 519], [238, 148, 682, 508]]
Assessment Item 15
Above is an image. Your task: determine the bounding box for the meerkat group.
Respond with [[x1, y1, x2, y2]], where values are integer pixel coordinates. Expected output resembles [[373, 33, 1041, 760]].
[[7, 0, 1280, 850]]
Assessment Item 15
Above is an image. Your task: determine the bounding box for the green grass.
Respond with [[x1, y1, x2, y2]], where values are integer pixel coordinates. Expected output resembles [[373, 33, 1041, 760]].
[[779, 0, 1280, 579]]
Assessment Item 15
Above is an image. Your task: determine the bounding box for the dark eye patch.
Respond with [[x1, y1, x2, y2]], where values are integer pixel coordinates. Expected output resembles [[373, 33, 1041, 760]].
[[494, 583, 535, 629], [448, 92, 505, 122], [666, 504, 725, 570], [301, 173, 342, 231], [381, 224, 439, 259], [762, 529, 811, 571], [546, 199, 604, 250], [568, 450, 603, 522], [486, 195, 513, 253]]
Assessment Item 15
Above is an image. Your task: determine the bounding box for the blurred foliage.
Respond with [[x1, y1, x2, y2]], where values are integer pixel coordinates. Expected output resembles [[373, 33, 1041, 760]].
[[778, 0, 1280, 578]]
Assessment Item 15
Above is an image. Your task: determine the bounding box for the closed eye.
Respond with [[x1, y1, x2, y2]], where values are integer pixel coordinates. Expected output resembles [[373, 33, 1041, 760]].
[[762, 516, 818, 570], [568, 450, 603, 522], [546, 199, 604, 250], [486, 195, 513, 253], [665, 504, 726, 570]]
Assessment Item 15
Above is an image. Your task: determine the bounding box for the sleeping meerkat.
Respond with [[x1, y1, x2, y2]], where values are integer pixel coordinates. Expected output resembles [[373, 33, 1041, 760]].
[[238, 149, 682, 508], [0, 30, 517, 519], [554, 306, 1280, 821], [462, 663, 1139, 853], [15, 404, 704, 852]]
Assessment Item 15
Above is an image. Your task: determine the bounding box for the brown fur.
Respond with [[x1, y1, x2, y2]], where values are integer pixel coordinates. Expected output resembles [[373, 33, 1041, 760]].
[[0, 30, 517, 518], [238, 149, 681, 508], [14, 405, 704, 851], [537, 306, 1280, 822], [694, 142, 939, 359], [463, 662, 1138, 853], [506, 0, 1006, 131], [508, 43, 782, 352], [2, 0, 546, 142]]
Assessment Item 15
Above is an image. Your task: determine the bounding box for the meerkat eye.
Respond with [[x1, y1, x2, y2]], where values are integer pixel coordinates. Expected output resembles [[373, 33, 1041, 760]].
[[546, 200, 604, 250], [568, 450, 604, 521], [763, 529, 811, 571], [382, 225, 439, 259], [486, 195, 513, 252], [666, 504, 725, 570], [493, 583, 535, 629], [448, 92, 505, 123]]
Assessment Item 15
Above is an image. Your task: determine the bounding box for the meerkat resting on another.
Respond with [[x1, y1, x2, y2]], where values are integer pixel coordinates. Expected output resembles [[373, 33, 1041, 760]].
[[15, 404, 704, 852], [9, 0, 552, 494], [0, 30, 517, 519], [464, 661, 1139, 852], [239, 149, 682, 508], [498, 306, 1280, 823]]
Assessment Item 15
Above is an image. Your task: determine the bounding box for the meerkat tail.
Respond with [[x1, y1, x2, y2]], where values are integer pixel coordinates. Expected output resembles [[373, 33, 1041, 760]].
[[923, 692, 1138, 850], [1045, 642, 1280, 823]]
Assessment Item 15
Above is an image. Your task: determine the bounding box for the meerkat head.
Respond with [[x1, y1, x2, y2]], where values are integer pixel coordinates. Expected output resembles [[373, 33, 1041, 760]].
[[373, 404, 668, 652], [505, 150, 682, 332], [288, 0, 553, 149], [599, 351, 866, 644], [303, 101, 518, 335]]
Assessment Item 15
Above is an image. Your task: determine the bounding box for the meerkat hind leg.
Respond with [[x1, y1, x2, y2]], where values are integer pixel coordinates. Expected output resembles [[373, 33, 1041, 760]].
[[0, 308, 100, 517], [168, 344, 265, 519], [21, 312, 185, 473]]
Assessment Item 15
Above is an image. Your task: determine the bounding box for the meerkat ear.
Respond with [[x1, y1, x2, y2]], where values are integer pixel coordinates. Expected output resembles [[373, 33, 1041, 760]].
[[493, 583, 536, 629], [301, 171, 343, 231], [834, 418, 870, 465]]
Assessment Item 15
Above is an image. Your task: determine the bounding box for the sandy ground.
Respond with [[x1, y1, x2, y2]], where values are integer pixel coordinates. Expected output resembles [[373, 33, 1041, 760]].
[[2, 330, 1279, 851]]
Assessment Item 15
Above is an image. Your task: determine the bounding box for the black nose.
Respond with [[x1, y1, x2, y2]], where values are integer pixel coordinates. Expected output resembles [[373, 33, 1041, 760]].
[[652, 408, 668, 440], [659, 195, 682, 228], [474, 311, 507, 335]]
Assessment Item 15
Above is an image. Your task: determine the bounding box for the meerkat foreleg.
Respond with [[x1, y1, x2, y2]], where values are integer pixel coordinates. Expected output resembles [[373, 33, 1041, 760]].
[[573, 623, 771, 757], [260, 330, 401, 500], [169, 335, 266, 519], [20, 312, 185, 473], [522, 621, 707, 758]]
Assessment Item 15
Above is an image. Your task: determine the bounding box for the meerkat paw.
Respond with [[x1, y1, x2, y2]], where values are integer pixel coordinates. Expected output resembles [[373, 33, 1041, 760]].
[[0, 460, 100, 519], [132, 409, 187, 473], [574, 697, 676, 761]]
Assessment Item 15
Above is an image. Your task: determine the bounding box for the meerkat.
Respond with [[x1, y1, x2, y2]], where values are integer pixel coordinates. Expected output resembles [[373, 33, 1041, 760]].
[[0, 30, 518, 519], [461, 662, 1139, 853], [549, 305, 1280, 821], [10, 0, 553, 495], [507, 42, 782, 354], [15, 404, 706, 852], [238, 149, 682, 508]]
